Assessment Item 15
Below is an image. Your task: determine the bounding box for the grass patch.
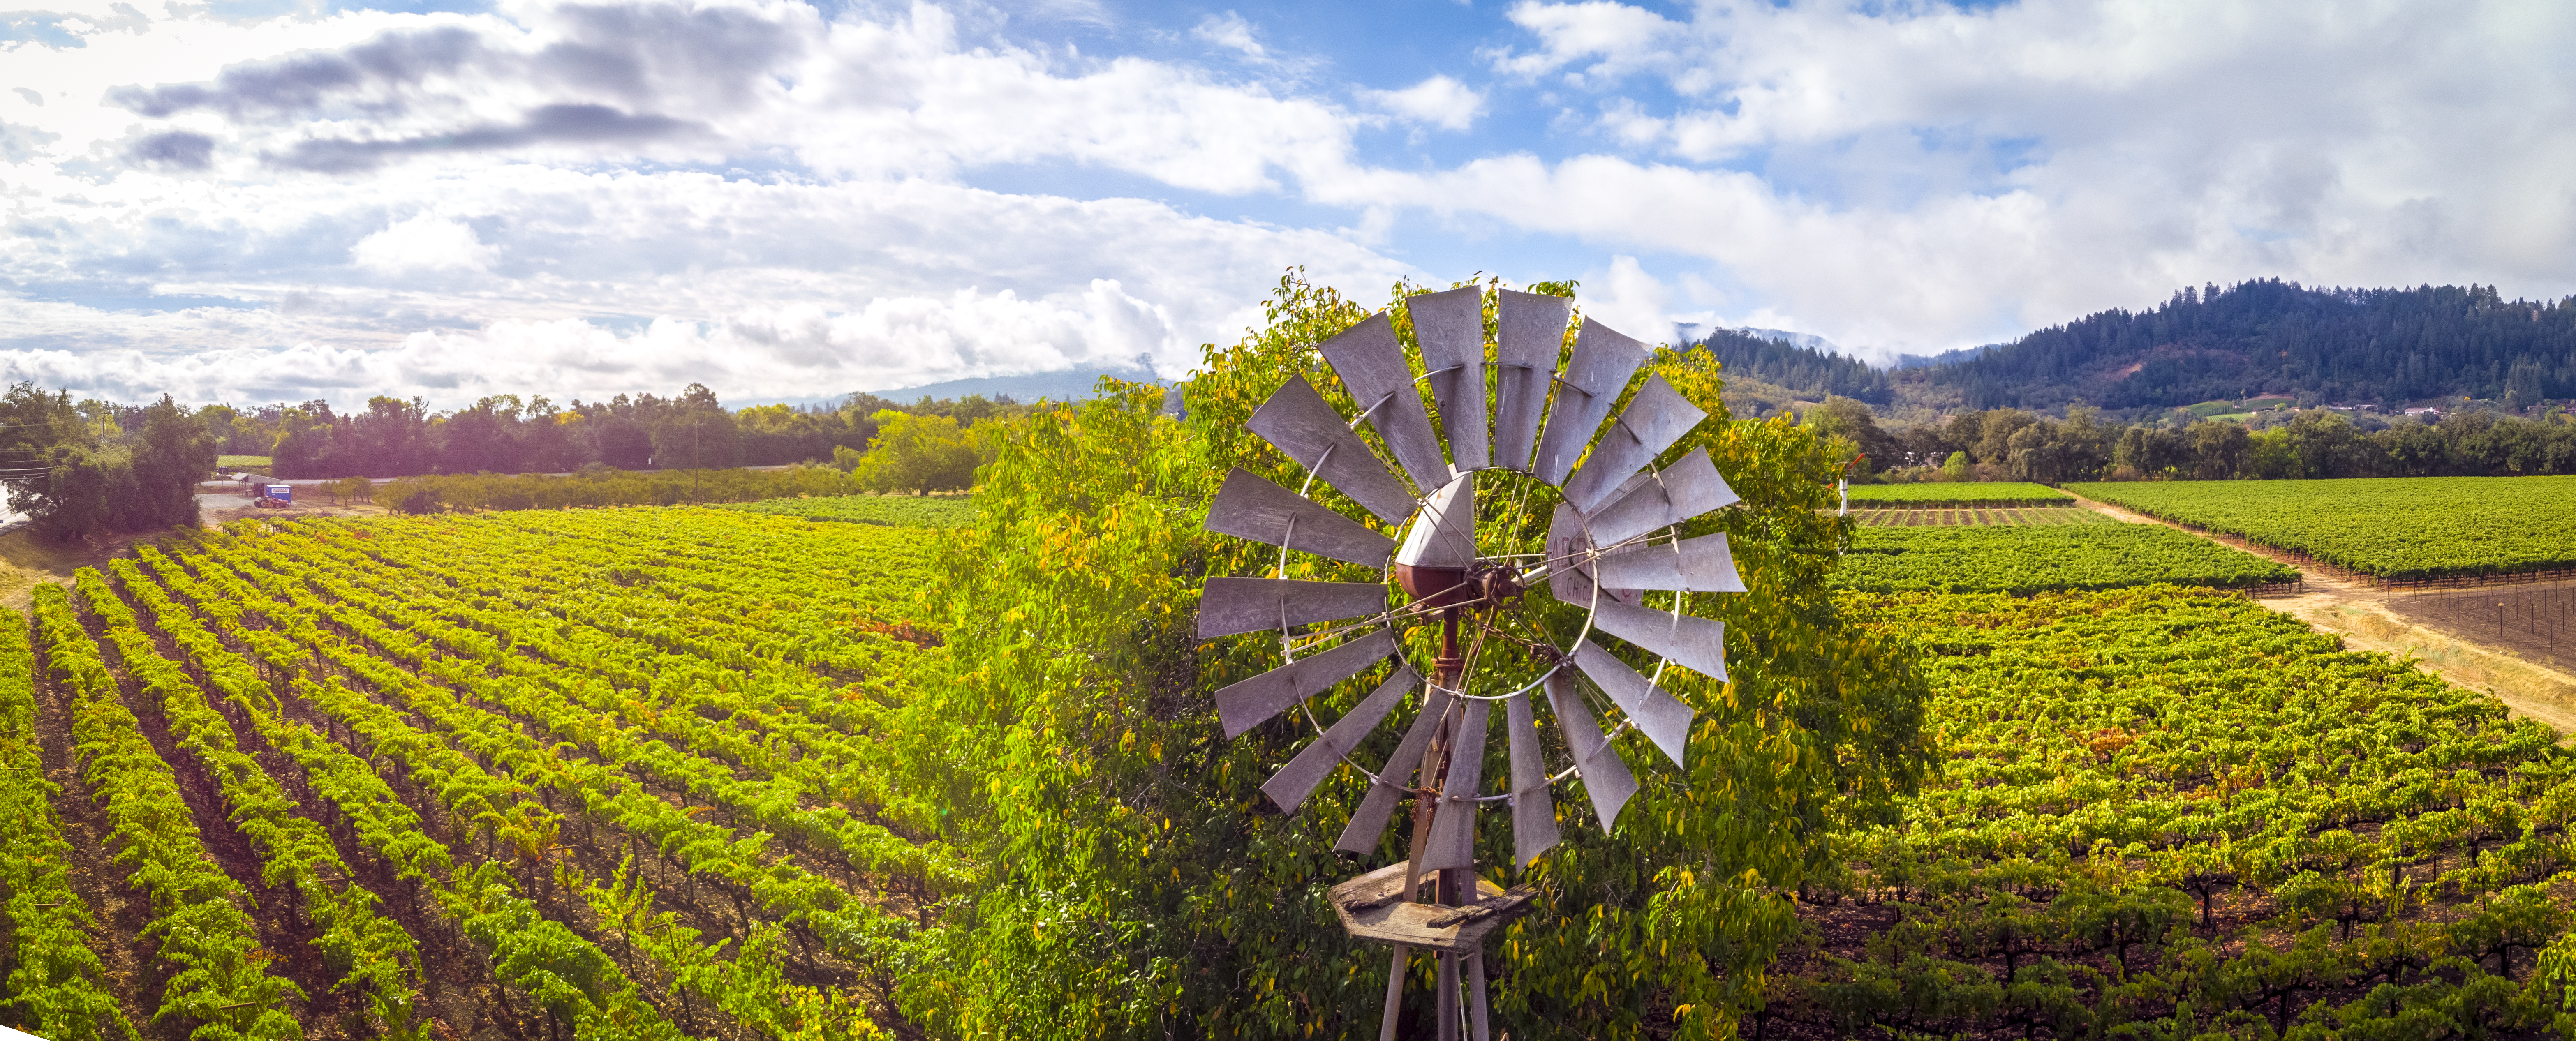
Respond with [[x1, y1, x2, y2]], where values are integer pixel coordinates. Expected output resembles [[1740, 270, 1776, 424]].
[[1831, 523, 2298, 594], [714, 493, 976, 528], [1847, 482, 2073, 508]]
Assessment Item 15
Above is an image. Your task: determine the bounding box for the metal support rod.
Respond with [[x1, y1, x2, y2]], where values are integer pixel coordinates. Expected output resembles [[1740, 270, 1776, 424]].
[[1381, 946, 1408, 1041], [1468, 952, 1492, 1041], [1435, 608, 1469, 1041], [1434, 607, 1464, 907], [1436, 953, 1460, 1041], [1382, 607, 1473, 1041]]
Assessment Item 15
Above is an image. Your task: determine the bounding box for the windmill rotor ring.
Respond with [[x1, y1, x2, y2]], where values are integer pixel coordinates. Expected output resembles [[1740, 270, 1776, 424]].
[[1199, 284, 1748, 870]]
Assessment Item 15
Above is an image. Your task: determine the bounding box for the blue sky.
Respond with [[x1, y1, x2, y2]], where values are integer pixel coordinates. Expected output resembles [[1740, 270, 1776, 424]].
[[2, 0, 2572, 407]]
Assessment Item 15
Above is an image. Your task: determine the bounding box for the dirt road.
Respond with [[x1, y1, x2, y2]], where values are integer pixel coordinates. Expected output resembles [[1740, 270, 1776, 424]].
[[2068, 490, 2576, 736]]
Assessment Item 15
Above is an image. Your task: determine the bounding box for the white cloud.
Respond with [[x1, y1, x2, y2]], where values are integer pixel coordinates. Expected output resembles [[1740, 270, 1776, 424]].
[[1191, 11, 1267, 61], [3, 0, 2572, 404], [1487, 0, 1682, 85], [0, 282, 1172, 404], [1573, 255, 1677, 348], [1360, 75, 1485, 132], [1450, 0, 2576, 355], [0, 0, 1410, 406], [350, 214, 495, 274], [0, 166, 1408, 404]]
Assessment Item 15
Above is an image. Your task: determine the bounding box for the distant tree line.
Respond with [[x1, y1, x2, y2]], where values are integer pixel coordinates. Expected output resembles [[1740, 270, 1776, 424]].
[[0, 379, 1034, 540], [1808, 397, 2576, 483], [1939, 280, 2576, 410], [0, 383, 215, 539], [206, 385, 1031, 479], [1697, 280, 2576, 417], [1692, 328, 1896, 404]]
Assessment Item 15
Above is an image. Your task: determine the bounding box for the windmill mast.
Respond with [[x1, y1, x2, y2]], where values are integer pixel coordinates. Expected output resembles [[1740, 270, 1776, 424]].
[[1198, 283, 1747, 1039]]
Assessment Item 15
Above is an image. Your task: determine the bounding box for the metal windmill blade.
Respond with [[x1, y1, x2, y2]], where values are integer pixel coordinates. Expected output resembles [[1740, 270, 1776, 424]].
[[1194, 286, 1750, 1041]]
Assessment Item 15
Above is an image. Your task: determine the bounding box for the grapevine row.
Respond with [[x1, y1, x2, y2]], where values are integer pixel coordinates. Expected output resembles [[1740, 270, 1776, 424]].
[[0, 608, 129, 1040], [33, 585, 307, 1041], [107, 548, 692, 1039], [69, 568, 430, 1037], [135, 541, 893, 1038]]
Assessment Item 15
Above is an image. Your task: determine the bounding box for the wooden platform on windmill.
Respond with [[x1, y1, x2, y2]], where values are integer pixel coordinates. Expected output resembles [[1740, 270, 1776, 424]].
[[1328, 862, 1539, 953]]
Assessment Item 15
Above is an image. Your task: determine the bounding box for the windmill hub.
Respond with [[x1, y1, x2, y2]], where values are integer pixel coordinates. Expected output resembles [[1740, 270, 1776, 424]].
[[1473, 563, 1525, 605]]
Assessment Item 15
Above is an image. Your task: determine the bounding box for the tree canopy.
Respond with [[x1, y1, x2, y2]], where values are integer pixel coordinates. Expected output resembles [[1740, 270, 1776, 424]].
[[900, 271, 1932, 1039], [0, 383, 215, 539]]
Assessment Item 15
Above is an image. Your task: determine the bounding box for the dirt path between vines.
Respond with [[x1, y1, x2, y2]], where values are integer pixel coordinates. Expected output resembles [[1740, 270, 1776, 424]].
[[2066, 491, 2576, 737]]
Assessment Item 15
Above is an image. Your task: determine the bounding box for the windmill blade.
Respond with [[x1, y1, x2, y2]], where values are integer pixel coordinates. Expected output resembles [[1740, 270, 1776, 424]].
[[1545, 672, 1637, 832], [1416, 697, 1490, 872], [1494, 290, 1571, 473], [1592, 533, 1748, 595], [1262, 665, 1420, 814], [1320, 313, 1454, 492], [1589, 596, 1729, 684], [1396, 471, 1477, 570], [1532, 319, 1650, 487], [1582, 448, 1741, 548], [1505, 692, 1559, 868], [1560, 376, 1707, 514], [1215, 629, 1398, 738], [1197, 577, 1390, 638], [1335, 685, 1458, 855], [1206, 468, 1397, 569], [1248, 375, 1418, 525], [1543, 504, 1640, 608], [1411, 286, 1490, 471], [1569, 642, 1698, 769]]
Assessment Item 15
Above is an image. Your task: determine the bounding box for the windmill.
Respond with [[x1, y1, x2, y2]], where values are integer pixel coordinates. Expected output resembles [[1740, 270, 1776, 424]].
[[1197, 286, 1747, 1040]]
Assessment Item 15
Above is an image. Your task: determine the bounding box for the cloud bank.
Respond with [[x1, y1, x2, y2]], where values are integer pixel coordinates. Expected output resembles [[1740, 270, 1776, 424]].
[[0, 0, 2567, 407]]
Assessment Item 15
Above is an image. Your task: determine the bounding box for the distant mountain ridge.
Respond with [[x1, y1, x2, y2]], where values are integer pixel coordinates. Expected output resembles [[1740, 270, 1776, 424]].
[[1933, 280, 2575, 411], [1693, 280, 2576, 415], [839, 281, 2575, 421], [855, 359, 1163, 405]]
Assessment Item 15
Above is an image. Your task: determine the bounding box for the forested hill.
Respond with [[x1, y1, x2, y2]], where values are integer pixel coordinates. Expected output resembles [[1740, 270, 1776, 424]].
[[1941, 281, 2576, 409], [1693, 328, 1896, 404], [1693, 280, 2576, 413]]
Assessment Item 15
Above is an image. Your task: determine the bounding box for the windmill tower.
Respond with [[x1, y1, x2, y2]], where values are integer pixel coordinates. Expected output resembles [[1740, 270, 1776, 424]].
[[1198, 286, 1747, 1039]]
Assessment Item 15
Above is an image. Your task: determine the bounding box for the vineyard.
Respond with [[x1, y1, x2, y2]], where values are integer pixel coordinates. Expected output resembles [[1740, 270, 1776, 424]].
[[712, 495, 974, 528], [1848, 482, 2074, 507], [11, 394, 2576, 1038], [2, 507, 956, 1040], [1833, 524, 2301, 595], [1851, 506, 2109, 527], [2070, 476, 2576, 581], [1769, 586, 2576, 1038]]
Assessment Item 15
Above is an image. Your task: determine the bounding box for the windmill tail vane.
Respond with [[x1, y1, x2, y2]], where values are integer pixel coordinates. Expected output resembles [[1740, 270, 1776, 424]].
[[1195, 284, 1750, 1040]]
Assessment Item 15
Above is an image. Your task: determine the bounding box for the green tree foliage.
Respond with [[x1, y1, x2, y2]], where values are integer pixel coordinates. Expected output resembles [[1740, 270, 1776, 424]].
[[250, 385, 1033, 479], [1799, 396, 1896, 473], [1935, 280, 2576, 409], [853, 412, 980, 495], [0, 386, 215, 540], [1693, 331, 1894, 404], [646, 383, 741, 471], [1886, 399, 2576, 482], [900, 271, 1932, 1039]]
